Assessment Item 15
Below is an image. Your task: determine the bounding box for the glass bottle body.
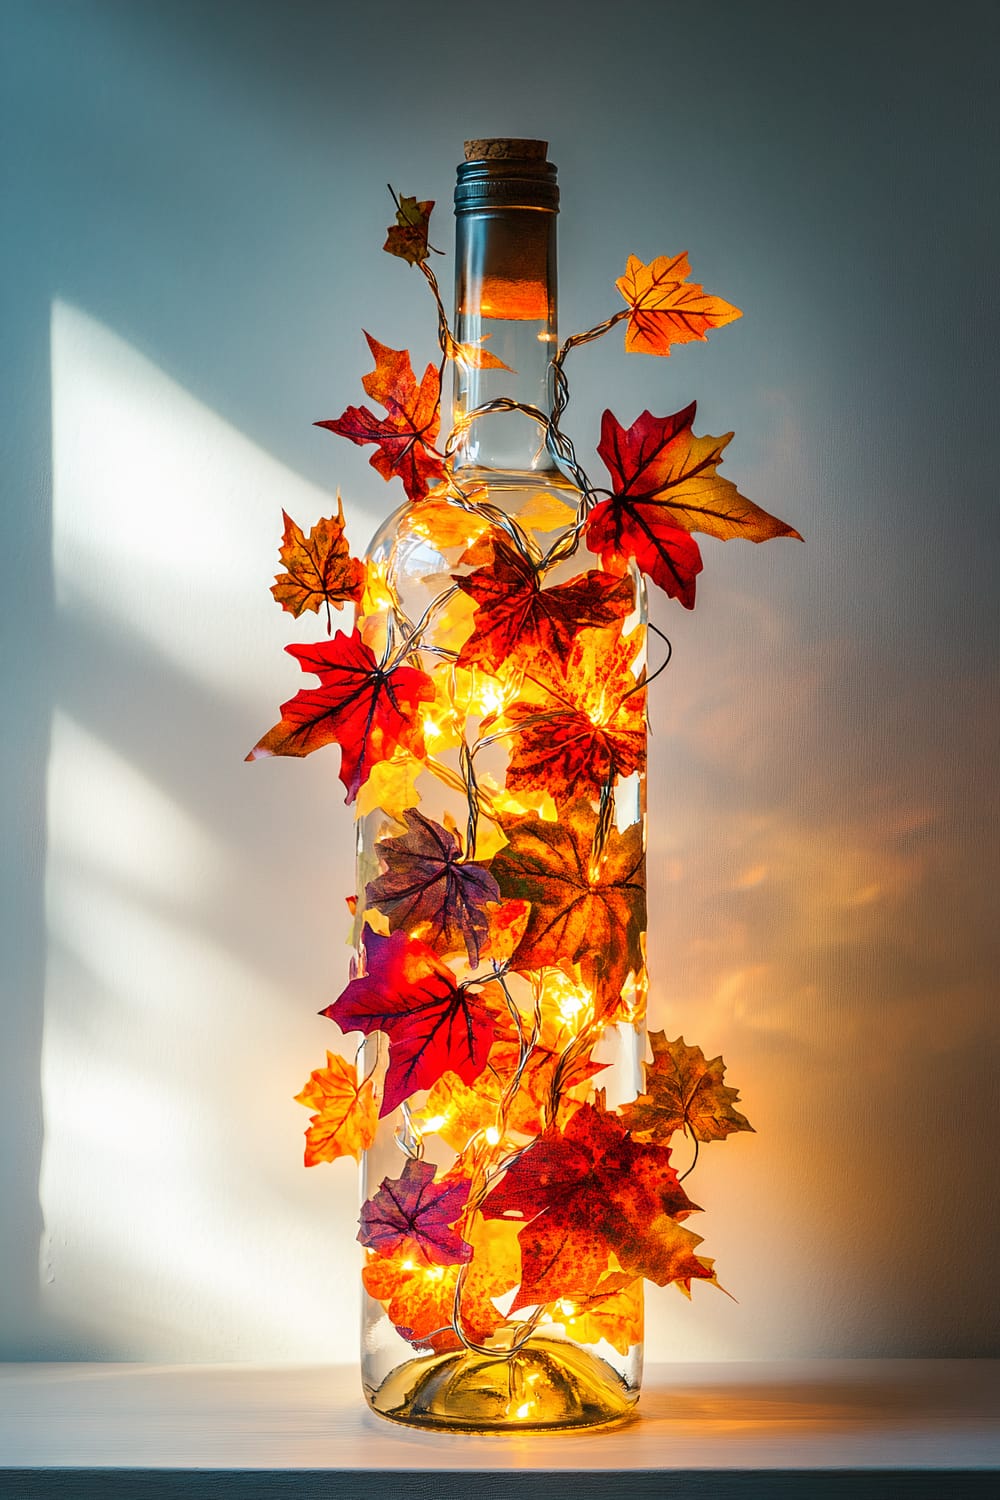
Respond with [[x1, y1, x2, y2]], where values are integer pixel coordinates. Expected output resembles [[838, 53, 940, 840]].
[[354, 155, 648, 1430], [356, 476, 648, 1429]]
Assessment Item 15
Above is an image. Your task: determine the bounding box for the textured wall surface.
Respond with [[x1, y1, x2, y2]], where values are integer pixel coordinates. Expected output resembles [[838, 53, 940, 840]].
[[1, 0, 997, 1363]]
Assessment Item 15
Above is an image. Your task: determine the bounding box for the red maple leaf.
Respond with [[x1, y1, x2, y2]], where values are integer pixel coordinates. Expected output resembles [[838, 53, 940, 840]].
[[588, 499, 703, 607], [246, 629, 434, 803], [316, 334, 445, 502], [358, 1158, 473, 1266], [500, 636, 647, 804], [503, 702, 646, 803], [480, 1102, 710, 1309], [366, 809, 500, 966], [323, 928, 497, 1116], [587, 403, 800, 606], [454, 539, 634, 677]]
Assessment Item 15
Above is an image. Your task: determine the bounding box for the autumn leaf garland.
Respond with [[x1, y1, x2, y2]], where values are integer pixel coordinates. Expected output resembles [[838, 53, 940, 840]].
[[258, 188, 795, 1355]]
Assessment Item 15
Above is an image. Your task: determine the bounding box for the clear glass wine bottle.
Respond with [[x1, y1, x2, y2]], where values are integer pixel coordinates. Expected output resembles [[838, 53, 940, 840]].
[[356, 140, 647, 1430]]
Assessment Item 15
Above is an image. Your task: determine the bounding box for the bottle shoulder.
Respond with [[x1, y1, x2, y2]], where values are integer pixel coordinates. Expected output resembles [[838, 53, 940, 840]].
[[362, 479, 646, 634], [363, 470, 583, 563]]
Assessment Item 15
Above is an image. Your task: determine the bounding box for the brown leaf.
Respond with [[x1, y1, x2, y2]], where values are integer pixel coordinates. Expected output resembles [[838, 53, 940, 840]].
[[384, 193, 435, 266], [270, 498, 364, 625], [620, 1032, 754, 1144]]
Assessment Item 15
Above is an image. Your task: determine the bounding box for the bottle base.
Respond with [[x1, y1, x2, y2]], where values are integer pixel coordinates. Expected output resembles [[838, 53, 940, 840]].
[[366, 1335, 637, 1432]]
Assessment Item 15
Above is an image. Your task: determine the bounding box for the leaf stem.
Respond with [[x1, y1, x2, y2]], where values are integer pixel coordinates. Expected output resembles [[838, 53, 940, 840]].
[[678, 1133, 700, 1183]]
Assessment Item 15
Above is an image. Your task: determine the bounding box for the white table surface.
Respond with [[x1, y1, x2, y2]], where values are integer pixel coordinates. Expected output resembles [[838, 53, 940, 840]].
[[1, 1359, 997, 1496]]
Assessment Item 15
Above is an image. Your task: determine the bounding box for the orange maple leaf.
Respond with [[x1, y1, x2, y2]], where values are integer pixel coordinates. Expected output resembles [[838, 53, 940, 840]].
[[398, 495, 496, 552], [490, 800, 645, 1021], [478, 897, 532, 963], [294, 1050, 377, 1166], [316, 334, 445, 502], [362, 1216, 521, 1353], [498, 627, 647, 805], [616, 252, 741, 357], [444, 329, 512, 372], [270, 498, 364, 630], [550, 1277, 643, 1356], [620, 1033, 754, 1144]]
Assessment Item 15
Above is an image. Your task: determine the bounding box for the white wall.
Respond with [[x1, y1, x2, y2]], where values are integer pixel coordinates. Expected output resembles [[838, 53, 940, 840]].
[[2, 0, 997, 1362]]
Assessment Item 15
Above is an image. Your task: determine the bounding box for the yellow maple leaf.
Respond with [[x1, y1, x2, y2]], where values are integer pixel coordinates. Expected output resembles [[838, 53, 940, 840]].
[[411, 1068, 504, 1153], [516, 491, 579, 534], [358, 557, 397, 655], [355, 754, 423, 822], [419, 670, 464, 753], [544, 1278, 643, 1355], [470, 817, 509, 863], [294, 1051, 376, 1166], [399, 493, 494, 551], [428, 592, 478, 655], [488, 782, 559, 823]]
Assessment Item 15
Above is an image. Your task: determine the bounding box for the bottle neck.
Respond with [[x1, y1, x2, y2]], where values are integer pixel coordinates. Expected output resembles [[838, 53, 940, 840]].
[[451, 205, 558, 475]]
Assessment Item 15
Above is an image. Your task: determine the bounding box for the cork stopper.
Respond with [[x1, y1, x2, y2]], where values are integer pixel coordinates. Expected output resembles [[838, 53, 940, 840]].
[[455, 140, 558, 216], [464, 138, 548, 162]]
